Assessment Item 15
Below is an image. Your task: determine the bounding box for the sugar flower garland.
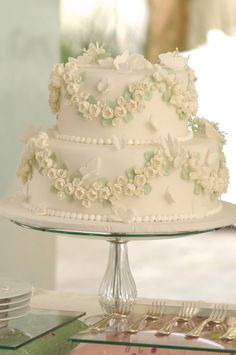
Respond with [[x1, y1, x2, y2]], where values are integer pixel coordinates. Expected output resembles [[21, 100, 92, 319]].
[[17, 132, 229, 209], [48, 48, 198, 126]]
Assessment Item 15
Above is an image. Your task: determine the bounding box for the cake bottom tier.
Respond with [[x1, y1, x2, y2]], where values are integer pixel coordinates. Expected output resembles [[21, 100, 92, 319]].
[[23, 135, 227, 223]]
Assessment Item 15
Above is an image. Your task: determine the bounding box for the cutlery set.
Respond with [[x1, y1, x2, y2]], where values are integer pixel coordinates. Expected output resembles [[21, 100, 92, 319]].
[[85, 300, 236, 342]]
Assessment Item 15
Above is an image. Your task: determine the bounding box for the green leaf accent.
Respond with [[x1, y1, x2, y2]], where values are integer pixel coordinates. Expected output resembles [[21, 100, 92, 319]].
[[80, 72, 87, 81], [103, 200, 112, 208], [124, 91, 132, 100], [144, 151, 154, 161], [31, 158, 37, 167], [102, 119, 112, 127], [98, 177, 109, 185], [50, 186, 57, 193], [51, 152, 57, 162], [181, 166, 190, 180], [143, 183, 152, 195], [60, 163, 68, 170], [162, 92, 170, 102], [88, 96, 96, 104], [123, 112, 133, 123], [69, 171, 82, 180], [68, 195, 74, 202], [106, 99, 115, 108], [126, 168, 135, 179], [211, 193, 217, 201], [144, 91, 153, 101], [194, 184, 202, 195]]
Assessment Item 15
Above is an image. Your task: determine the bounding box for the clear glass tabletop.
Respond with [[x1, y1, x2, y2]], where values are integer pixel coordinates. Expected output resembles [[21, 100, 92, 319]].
[[70, 306, 236, 353], [0, 308, 85, 350]]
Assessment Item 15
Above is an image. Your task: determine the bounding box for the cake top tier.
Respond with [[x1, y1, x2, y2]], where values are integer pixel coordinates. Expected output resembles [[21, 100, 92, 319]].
[[48, 43, 197, 142]]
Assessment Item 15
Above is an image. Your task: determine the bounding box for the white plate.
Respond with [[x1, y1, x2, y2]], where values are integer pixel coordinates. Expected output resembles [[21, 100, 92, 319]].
[[0, 306, 30, 321], [0, 199, 236, 236], [0, 294, 31, 307], [0, 301, 31, 313], [0, 277, 32, 300]]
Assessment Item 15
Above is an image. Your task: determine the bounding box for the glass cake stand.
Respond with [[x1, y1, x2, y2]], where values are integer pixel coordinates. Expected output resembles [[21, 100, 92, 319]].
[[11, 220, 219, 316]]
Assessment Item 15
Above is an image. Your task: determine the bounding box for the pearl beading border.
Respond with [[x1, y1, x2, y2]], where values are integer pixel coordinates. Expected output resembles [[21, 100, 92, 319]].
[[25, 203, 222, 223], [53, 130, 193, 145]]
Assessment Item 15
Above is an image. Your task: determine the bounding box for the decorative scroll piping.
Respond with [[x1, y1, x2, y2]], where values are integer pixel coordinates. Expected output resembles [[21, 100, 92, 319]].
[[48, 47, 197, 126], [25, 202, 222, 223], [53, 129, 193, 145], [17, 132, 229, 209]]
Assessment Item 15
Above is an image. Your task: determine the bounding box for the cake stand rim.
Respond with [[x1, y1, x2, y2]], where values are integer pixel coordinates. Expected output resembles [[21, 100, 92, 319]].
[[0, 199, 235, 238]]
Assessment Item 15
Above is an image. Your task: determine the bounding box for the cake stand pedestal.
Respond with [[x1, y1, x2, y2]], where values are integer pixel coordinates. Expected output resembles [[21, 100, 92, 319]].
[[12, 221, 217, 316]]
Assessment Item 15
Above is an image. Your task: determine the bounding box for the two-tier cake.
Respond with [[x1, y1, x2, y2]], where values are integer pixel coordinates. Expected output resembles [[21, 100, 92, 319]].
[[17, 43, 229, 224]]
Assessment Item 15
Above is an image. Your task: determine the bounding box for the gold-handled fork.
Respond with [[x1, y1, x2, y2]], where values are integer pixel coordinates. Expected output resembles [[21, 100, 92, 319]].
[[156, 301, 198, 336], [220, 324, 236, 341], [84, 312, 127, 334], [186, 304, 228, 338], [126, 299, 166, 333]]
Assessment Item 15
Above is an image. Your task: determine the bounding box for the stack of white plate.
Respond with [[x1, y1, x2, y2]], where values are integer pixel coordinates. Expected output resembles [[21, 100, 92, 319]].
[[0, 277, 32, 328]]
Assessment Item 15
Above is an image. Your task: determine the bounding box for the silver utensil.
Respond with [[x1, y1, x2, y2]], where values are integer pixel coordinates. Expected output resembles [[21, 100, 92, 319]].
[[126, 299, 165, 333], [156, 301, 198, 335], [220, 324, 236, 340], [87, 312, 127, 333], [186, 304, 228, 338]]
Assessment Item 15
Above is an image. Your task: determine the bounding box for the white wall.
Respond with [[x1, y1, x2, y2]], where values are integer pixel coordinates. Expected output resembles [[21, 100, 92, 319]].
[[0, 0, 59, 288]]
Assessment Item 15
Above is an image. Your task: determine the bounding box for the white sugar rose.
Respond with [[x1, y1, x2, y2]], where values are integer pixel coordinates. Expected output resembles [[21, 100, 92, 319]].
[[78, 101, 90, 113], [159, 51, 188, 70], [123, 183, 136, 196], [50, 74, 61, 88], [79, 91, 89, 100], [53, 63, 64, 76], [114, 105, 127, 118], [57, 191, 66, 200], [99, 186, 111, 200], [126, 99, 138, 112], [54, 178, 66, 191], [116, 175, 128, 186], [47, 168, 57, 180], [117, 96, 125, 106], [96, 78, 111, 94], [102, 106, 114, 119], [112, 117, 122, 126], [72, 177, 82, 187], [66, 83, 79, 95], [89, 104, 101, 119], [112, 183, 123, 195], [133, 89, 144, 102], [126, 54, 153, 71], [57, 169, 68, 179], [75, 186, 85, 200], [86, 188, 98, 201], [92, 181, 103, 191], [134, 174, 147, 186], [82, 199, 91, 208], [34, 132, 49, 150], [64, 183, 74, 196]]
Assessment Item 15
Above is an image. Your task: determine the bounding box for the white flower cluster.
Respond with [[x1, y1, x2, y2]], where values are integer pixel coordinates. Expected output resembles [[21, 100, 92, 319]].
[[18, 132, 172, 208], [189, 117, 226, 144], [182, 151, 229, 196], [153, 51, 198, 120], [77, 43, 110, 65], [48, 44, 198, 126], [48, 63, 64, 113]]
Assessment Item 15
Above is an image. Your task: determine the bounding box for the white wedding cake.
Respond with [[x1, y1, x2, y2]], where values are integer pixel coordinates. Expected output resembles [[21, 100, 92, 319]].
[[17, 43, 229, 224]]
